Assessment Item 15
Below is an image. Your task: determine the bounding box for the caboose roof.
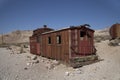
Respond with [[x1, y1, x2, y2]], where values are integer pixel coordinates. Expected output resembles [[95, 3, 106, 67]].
[[42, 25, 94, 34]]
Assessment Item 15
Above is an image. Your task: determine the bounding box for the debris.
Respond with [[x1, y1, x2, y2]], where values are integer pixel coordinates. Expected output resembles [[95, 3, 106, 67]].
[[27, 56, 31, 59], [45, 63, 54, 70], [31, 55, 37, 60], [24, 67, 28, 70], [74, 69, 83, 74], [15, 75, 19, 80], [52, 60, 60, 66], [109, 38, 120, 46], [26, 62, 31, 66], [65, 72, 70, 76], [41, 59, 45, 62], [32, 60, 39, 64], [118, 43, 120, 46]]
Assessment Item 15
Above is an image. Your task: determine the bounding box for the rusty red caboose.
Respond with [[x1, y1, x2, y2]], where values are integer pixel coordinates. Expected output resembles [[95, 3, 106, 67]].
[[30, 24, 97, 66]]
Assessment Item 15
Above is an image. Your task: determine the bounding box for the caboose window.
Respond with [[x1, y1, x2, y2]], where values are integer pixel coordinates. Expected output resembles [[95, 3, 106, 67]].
[[48, 37, 51, 44], [57, 35, 61, 44], [80, 31, 86, 37]]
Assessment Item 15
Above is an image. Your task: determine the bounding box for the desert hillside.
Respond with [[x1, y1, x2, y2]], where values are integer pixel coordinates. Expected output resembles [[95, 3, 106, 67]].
[[0, 27, 110, 44], [0, 30, 33, 44], [0, 28, 120, 80], [94, 28, 111, 42]]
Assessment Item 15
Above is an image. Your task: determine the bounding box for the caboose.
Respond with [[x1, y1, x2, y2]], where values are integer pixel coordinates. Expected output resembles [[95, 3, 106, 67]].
[[30, 24, 97, 67], [29, 25, 53, 55]]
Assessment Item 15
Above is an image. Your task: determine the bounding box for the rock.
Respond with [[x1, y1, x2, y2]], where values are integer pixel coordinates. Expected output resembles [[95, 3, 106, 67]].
[[24, 67, 28, 70], [27, 56, 31, 59], [109, 40, 118, 46], [41, 59, 45, 62], [31, 55, 37, 60], [73, 69, 83, 74], [32, 60, 39, 64], [65, 72, 70, 76], [118, 43, 120, 46], [52, 60, 60, 66], [26, 62, 30, 66], [27, 79, 32, 80], [26, 62, 32, 66], [45, 63, 54, 70]]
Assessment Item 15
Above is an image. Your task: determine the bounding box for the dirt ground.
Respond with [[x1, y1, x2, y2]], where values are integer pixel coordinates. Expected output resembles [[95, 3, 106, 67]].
[[0, 40, 120, 80]]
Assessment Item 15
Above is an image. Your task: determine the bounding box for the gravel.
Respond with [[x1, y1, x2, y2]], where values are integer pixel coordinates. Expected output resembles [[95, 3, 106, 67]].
[[0, 41, 120, 80]]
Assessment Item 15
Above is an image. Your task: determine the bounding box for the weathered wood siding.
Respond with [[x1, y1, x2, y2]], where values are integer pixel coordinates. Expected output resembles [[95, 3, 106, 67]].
[[30, 37, 40, 55], [70, 28, 95, 57], [41, 30, 70, 62]]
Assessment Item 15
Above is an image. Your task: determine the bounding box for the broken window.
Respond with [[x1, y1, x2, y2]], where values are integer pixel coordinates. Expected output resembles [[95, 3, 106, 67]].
[[80, 31, 86, 40], [48, 37, 51, 44], [57, 35, 61, 44], [80, 31, 86, 37]]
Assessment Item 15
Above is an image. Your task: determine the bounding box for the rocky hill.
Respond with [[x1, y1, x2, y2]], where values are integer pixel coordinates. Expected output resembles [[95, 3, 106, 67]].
[[0, 29, 120, 80], [0, 28, 120, 80], [94, 28, 111, 42], [0, 27, 110, 44], [0, 30, 33, 44]]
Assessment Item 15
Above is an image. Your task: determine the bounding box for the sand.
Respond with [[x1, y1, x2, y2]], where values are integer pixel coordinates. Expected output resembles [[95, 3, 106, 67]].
[[0, 40, 120, 80]]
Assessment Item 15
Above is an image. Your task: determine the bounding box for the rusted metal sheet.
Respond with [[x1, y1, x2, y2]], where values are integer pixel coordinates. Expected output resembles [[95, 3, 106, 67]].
[[109, 23, 120, 39]]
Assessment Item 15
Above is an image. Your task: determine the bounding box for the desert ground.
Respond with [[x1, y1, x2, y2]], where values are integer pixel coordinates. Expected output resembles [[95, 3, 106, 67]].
[[0, 29, 120, 80]]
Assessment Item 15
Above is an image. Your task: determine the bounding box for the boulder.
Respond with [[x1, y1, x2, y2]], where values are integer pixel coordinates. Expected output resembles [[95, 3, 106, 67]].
[[65, 72, 70, 76], [31, 55, 37, 60], [45, 63, 54, 70]]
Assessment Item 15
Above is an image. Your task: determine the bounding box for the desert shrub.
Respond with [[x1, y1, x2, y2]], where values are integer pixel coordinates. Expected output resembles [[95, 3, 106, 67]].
[[23, 44, 28, 48], [20, 46, 25, 53], [108, 42, 118, 46], [0, 43, 9, 47], [108, 38, 120, 46], [94, 35, 111, 43]]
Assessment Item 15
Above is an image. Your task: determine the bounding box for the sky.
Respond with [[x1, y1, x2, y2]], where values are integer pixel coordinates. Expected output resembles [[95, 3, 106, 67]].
[[0, 0, 120, 34]]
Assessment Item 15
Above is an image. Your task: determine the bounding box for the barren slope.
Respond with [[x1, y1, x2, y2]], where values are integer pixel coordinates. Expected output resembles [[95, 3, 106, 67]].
[[0, 30, 33, 44]]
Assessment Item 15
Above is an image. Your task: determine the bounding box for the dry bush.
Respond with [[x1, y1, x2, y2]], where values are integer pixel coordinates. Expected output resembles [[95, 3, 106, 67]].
[[108, 38, 120, 46], [94, 35, 111, 43]]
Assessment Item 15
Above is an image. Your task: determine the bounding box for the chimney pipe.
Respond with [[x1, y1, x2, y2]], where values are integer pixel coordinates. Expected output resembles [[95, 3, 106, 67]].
[[43, 25, 47, 28]]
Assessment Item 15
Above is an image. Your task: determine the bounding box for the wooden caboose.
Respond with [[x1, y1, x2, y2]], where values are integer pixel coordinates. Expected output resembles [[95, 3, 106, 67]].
[[30, 25, 97, 67], [29, 25, 54, 55]]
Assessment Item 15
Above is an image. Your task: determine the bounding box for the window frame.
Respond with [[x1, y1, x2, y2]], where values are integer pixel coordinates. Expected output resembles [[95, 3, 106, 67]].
[[56, 35, 61, 44], [48, 36, 51, 44]]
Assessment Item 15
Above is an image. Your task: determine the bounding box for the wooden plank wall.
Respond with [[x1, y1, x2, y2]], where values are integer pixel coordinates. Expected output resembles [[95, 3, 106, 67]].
[[41, 30, 70, 62]]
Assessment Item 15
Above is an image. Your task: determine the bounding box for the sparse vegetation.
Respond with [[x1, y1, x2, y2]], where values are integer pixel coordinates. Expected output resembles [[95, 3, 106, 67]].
[[94, 35, 111, 43], [0, 30, 32, 44], [108, 38, 120, 46], [0, 43, 9, 48]]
